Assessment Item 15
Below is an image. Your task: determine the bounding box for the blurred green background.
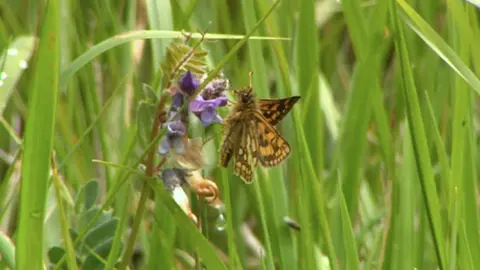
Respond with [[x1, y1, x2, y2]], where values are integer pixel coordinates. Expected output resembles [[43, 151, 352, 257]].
[[1, 0, 480, 269]]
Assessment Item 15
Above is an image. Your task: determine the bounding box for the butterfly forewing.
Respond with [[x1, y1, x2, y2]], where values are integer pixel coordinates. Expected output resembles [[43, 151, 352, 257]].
[[258, 96, 301, 126]]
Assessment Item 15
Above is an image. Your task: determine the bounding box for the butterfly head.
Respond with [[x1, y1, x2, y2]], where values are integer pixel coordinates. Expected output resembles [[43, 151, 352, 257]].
[[233, 87, 255, 105], [232, 71, 255, 105]]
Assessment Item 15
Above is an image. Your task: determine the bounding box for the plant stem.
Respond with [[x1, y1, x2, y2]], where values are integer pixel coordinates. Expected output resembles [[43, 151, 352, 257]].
[[119, 97, 167, 270]]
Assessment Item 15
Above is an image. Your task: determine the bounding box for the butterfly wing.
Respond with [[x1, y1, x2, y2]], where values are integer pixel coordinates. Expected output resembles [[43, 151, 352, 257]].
[[232, 119, 258, 183], [258, 96, 300, 126], [218, 118, 243, 168], [254, 112, 292, 167], [219, 113, 258, 183]]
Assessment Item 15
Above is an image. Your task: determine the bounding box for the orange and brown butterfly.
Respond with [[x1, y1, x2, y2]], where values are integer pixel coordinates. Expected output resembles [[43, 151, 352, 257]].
[[218, 73, 300, 183]]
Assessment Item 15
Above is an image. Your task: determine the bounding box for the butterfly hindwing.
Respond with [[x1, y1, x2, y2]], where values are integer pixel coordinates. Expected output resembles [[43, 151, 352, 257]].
[[232, 120, 257, 183], [219, 117, 242, 168], [254, 112, 291, 167]]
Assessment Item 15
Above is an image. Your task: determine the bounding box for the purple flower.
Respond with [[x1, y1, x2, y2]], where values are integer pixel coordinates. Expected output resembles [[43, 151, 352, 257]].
[[175, 71, 230, 127], [158, 118, 187, 155], [179, 71, 199, 95], [201, 76, 229, 100], [171, 92, 185, 110], [161, 168, 187, 192], [189, 95, 228, 127]]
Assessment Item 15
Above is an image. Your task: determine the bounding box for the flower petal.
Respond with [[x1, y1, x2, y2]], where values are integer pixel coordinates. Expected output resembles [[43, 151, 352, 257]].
[[171, 92, 185, 109], [189, 95, 228, 112], [179, 71, 199, 95], [167, 120, 186, 137], [200, 107, 215, 124], [161, 168, 187, 191], [215, 96, 228, 106], [158, 137, 171, 155], [200, 107, 223, 127], [171, 136, 186, 154]]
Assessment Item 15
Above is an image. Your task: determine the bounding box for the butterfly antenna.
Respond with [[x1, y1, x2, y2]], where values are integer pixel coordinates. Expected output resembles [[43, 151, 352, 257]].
[[248, 71, 253, 88]]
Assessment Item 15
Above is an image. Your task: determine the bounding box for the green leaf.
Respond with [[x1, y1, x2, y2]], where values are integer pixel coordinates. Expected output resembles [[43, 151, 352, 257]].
[[82, 239, 121, 270], [136, 100, 156, 149], [47, 246, 66, 264], [83, 219, 119, 252], [82, 206, 115, 230], [160, 40, 208, 89], [47, 246, 81, 269], [84, 179, 99, 211]]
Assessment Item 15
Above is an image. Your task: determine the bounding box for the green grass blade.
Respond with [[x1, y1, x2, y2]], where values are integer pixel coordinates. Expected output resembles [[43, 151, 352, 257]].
[[388, 1, 447, 269], [16, 0, 60, 268], [152, 183, 227, 269], [397, 0, 480, 95], [397, 124, 416, 270], [0, 231, 15, 269], [0, 36, 35, 115], [447, 9, 469, 269], [59, 30, 289, 87], [337, 0, 391, 218], [339, 185, 361, 270], [292, 111, 338, 270], [296, 0, 322, 178], [145, 0, 173, 65], [241, 0, 279, 268], [339, 0, 368, 59], [423, 92, 450, 194], [446, 2, 480, 268], [52, 163, 77, 270]]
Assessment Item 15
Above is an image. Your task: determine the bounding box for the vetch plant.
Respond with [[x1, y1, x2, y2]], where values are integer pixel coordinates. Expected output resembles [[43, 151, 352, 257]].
[[121, 36, 229, 269]]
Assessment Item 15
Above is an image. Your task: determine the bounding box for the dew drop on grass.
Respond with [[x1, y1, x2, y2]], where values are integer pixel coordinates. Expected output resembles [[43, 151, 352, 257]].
[[30, 211, 42, 218], [19, 60, 28, 69], [215, 213, 226, 232], [7, 48, 18, 56]]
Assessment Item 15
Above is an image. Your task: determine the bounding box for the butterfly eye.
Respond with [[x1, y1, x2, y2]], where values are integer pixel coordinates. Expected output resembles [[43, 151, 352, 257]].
[[241, 93, 251, 104]]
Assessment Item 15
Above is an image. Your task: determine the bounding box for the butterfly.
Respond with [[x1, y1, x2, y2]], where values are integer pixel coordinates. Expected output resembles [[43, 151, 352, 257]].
[[218, 73, 300, 183]]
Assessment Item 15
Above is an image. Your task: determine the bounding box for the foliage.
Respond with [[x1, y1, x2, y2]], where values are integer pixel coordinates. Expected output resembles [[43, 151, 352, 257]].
[[1, 0, 480, 270], [47, 180, 122, 270]]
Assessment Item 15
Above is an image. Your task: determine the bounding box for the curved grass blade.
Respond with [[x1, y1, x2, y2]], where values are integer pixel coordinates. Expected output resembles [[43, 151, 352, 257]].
[[59, 30, 290, 87], [397, 0, 480, 95], [152, 183, 227, 269]]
